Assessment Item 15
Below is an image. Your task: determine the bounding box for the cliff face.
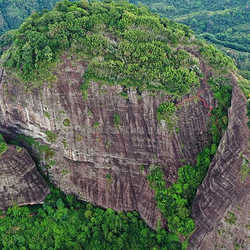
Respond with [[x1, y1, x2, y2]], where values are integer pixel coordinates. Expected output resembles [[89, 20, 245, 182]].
[[0, 53, 215, 228], [189, 83, 250, 249], [0, 144, 49, 211]]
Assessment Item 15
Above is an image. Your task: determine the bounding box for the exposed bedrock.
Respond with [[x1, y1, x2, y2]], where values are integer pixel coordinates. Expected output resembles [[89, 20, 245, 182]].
[[0, 144, 49, 211], [189, 83, 250, 249], [0, 56, 215, 228]]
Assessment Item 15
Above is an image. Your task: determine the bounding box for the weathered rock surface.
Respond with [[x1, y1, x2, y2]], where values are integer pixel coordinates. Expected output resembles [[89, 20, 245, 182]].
[[0, 53, 215, 228], [189, 83, 250, 249], [0, 144, 49, 211]]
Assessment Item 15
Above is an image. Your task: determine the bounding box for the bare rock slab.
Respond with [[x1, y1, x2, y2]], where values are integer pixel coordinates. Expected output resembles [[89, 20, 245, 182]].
[[189, 83, 250, 249], [0, 145, 49, 211]]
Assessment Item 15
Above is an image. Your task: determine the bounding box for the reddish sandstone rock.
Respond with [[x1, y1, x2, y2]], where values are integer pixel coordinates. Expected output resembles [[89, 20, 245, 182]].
[[189, 83, 250, 249], [0, 145, 49, 211], [0, 52, 215, 228]]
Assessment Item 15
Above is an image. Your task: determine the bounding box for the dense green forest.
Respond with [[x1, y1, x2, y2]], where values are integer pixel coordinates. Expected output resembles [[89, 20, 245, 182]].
[[131, 0, 250, 75], [1, 0, 202, 93], [0, 184, 183, 250], [0, 0, 77, 35], [0, 0, 249, 79], [1, 0, 234, 94], [1, 0, 249, 76]]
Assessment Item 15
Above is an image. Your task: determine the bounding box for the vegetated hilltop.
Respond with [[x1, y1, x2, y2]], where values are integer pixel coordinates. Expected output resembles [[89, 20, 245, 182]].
[[131, 0, 250, 78], [1, 0, 249, 76], [0, 0, 249, 249]]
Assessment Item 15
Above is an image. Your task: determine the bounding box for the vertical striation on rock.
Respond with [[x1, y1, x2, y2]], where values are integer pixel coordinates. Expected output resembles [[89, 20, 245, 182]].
[[0, 54, 215, 228], [189, 83, 250, 249], [0, 144, 49, 211]]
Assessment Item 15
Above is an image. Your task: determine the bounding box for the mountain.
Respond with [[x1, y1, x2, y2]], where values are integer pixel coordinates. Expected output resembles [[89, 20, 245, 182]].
[[0, 0, 249, 249], [132, 0, 250, 76]]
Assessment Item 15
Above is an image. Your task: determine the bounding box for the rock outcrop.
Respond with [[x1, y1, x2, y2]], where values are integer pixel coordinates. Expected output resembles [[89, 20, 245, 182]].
[[0, 144, 49, 211], [189, 83, 250, 249], [0, 52, 215, 228]]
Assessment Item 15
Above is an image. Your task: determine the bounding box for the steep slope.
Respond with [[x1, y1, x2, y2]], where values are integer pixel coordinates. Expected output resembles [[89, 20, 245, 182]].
[[0, 0, 222, 230], [0, 0, 242, 247], [0, 53, 214, 229], [0, 144, 49, 210], [188, 81, 250, 249]]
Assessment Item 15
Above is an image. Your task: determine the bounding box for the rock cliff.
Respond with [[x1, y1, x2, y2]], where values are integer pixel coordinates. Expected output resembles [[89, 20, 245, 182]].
[[0, 144, 49, 211], [1, 0, 249, 248], [0, 52, 215, 228], [189, 83, 250, 249]]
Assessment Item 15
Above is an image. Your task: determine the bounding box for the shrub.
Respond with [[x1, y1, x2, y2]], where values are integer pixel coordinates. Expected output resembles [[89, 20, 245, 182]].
[[0, 134, 7, 157], [113, 113, 121, 129], [63, 119, 71, 127], [45, 131, 58, 143], [157, 102, 176, 120]]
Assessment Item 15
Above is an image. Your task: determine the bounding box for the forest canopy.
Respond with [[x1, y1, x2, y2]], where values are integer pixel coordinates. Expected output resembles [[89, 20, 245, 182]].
[[0, 0, 76, 35], [131, 0, 250, 73], [1, 0, 203, 96], [1, 0, 235, 98]]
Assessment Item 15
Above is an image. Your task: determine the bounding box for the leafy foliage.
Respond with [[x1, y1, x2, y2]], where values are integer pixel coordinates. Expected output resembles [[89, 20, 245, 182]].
[[45, 131, 58, 143], [200, 44, 236, 70], [131, 0, 250, 73], [238, 78, 250, 98], [157, 102, 176, 120], [225, 211, 237, 225], [0, 184, 182, 250], [2, 0, 199, 96], [63, 118, 71, 127], [0, 134, 7, 157], [113, 113, 121, 129], [0, 0, 75, 35], [17, 135, 55, 161]]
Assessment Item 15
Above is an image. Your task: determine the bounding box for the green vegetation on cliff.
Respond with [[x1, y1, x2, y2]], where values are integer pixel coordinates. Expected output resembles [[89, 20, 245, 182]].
[[148, 76, 232, 240], [0, 0, 238, 249], [0, 134, 7, 157]]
